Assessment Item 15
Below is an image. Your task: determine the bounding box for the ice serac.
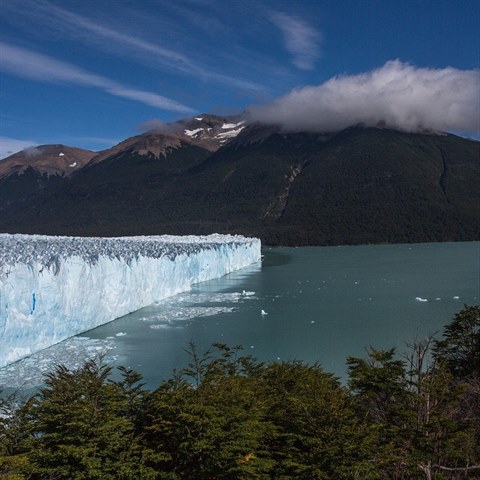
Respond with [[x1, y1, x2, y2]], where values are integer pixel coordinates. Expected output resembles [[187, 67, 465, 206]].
[[0, 234, 261, 368]]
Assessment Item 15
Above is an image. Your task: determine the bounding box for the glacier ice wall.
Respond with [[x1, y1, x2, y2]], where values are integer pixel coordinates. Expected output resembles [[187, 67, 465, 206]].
[[0, 234, 261, 368]]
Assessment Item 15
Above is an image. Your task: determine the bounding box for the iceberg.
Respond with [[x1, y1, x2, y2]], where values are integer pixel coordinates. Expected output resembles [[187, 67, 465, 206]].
[[0, 233, 261, 368]]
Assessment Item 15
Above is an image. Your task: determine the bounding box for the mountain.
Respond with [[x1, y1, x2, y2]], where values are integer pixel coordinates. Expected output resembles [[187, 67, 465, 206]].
[[0, 121, 478, 246], [0, 144, 95, 210], [90, 114, 245, 164], [0, 115, 246, 212], [0, 144, 96, 178]]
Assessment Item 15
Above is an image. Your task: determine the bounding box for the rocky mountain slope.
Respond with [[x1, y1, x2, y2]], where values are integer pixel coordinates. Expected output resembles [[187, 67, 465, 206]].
[[0, 144, 95, 179], [0, 115, 245, 210], [0, 144, 96, 209], [0, 119, 478, 246]]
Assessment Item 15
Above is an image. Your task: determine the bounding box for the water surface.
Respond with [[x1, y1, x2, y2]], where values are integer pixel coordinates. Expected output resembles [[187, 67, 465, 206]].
[[1, 242, 478, 390]]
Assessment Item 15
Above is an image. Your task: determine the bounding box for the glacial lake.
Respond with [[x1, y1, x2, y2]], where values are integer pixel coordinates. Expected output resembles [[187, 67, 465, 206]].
[[1, 241, 478, 391]]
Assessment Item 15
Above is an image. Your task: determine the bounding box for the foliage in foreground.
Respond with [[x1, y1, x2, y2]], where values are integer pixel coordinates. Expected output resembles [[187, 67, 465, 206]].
[[0, 306, 479, 480]]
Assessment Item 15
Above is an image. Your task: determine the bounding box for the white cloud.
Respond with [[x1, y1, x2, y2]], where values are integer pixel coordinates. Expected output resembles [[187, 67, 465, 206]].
[[269, 12, 321, 70], [0, 42, 195, 113], [0, 137, 37, 159], [248, 60, 480, 134], [1, 0, 265, 92]]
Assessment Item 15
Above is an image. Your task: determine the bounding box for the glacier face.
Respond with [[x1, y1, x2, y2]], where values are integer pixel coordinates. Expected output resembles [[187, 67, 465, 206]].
[[0, 234, 261, 368]]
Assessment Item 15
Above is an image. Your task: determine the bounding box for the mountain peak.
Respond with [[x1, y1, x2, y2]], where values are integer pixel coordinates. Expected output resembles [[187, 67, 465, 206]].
[[0, 144, 96, 179], [89, 114, 248, 165]]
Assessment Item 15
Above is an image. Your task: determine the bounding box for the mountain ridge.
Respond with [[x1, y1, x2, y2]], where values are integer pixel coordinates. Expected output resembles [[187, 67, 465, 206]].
[[0, 120, 478, 246]]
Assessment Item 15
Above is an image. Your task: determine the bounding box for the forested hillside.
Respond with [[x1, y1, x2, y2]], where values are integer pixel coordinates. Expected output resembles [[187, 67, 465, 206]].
[[1, 127, 478, 246]]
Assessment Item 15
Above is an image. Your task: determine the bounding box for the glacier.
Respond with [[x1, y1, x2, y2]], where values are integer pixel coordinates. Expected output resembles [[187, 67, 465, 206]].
[[0, 233, 261, 368]]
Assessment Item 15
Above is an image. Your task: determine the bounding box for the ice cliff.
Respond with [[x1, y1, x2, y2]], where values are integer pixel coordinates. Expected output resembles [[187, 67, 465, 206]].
[[0, 234, 261, 368]]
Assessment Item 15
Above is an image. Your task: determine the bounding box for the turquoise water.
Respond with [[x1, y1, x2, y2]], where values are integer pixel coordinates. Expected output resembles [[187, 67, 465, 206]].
[[83, 241, 479, 387], [1, 242, 478, 391]]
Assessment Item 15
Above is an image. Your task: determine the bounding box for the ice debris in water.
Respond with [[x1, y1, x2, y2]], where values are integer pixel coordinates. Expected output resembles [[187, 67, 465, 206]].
[[155, 292, 256, 305], [415, 297, 428, 302], [143, 291, 256, 329], [148, 307, 236, 328], [0, 337, 116, 389]]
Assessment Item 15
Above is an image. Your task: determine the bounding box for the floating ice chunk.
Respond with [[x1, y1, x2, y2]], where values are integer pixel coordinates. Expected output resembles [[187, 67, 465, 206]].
[[150, 324, 176, 330], [69, 162, 77, 167], [115, 332, 127, 337], [145, 306, 236, 326], [415, 297, 428, 302], [195, 117, 203, 121], [435, 297, 441, 301], [261, 309, 268, 315], [453, 296, 460, 300], [157, 292, 255, 305]]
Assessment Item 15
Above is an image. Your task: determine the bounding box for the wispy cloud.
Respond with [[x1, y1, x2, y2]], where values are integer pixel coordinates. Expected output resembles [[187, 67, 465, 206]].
[[0, 42, 195, 113], [269, 12, 322, 70], [0, 136, 37, 159], [248, 60, 480, 135], [159, 1, 229, 35], [1, 0, 265, 93]]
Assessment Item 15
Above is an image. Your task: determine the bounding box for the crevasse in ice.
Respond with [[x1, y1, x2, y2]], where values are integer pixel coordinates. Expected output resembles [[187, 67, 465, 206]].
[[0, 233, 261, 368]]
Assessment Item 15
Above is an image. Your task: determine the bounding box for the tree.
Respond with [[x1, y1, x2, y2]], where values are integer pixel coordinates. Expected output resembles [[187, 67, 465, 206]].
[[143, 344, 274, 479], [0, 390, 33, 480], [261, 361, 377, 479], [28, 360, 156, 480], [433, 305, 480, 380], [0, 307, 478, 479]]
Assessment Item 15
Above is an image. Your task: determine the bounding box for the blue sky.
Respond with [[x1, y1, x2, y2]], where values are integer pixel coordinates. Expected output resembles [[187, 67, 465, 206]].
[[0, 0, 479, 156]]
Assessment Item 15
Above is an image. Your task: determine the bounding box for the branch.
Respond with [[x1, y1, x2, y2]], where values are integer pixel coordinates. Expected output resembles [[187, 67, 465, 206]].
[[435, 465, 480, 472]]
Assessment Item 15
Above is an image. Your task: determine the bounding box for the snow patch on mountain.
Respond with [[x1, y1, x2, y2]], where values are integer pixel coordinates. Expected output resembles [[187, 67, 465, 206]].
[[216, 126, 245, 140], [185, 128, 204, 137], [222, 122, 245, 129]]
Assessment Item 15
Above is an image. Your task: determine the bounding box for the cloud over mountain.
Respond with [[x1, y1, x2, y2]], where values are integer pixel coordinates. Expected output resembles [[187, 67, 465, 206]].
[[248, 60, 480, 135], [0, 137, 37, 160]]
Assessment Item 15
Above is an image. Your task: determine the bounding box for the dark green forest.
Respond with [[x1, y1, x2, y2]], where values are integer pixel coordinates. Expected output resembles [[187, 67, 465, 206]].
[[2, 128, 478, 246], [1, 306, 479, 480]]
